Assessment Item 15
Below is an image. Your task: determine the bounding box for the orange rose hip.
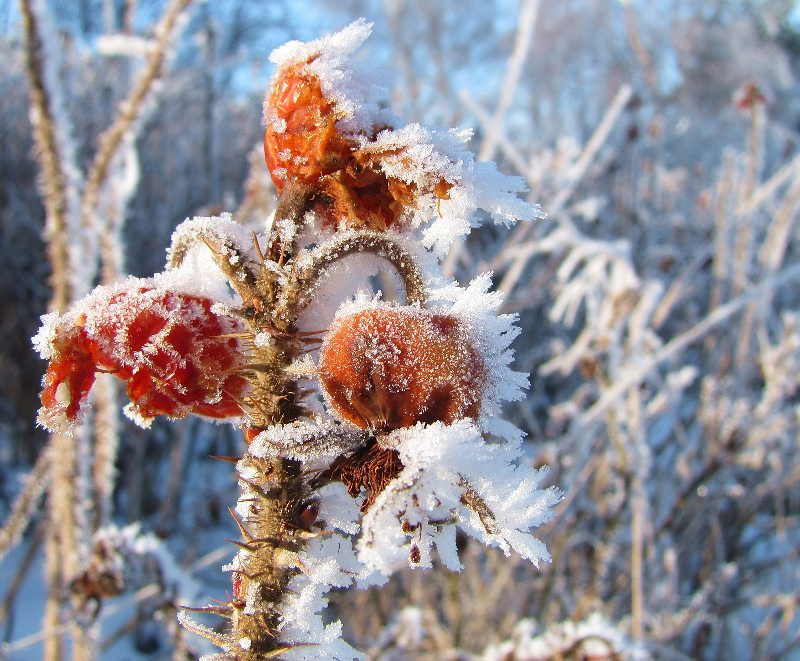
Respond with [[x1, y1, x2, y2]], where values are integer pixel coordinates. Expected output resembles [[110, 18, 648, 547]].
[[318, 307, 485, 431], [263, 61, 350, 192]]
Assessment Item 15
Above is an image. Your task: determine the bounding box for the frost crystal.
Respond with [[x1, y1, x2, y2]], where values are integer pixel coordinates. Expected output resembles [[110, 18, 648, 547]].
[[266, 18, 388, 135], [362, 124, 545, 255], [358, 420, 561, 577]]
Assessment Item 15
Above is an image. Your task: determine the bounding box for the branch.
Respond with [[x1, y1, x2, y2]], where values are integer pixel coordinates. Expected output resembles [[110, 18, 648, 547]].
[[19, 0, 81, 310], [561, 262, 800, 445], [81, 0, 194, 230], [477, 0, 540, 162], [0, 446, 50, 562]]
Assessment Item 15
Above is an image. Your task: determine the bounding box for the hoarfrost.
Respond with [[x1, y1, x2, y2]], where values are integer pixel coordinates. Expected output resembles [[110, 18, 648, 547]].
[[279, 534, 365, 660], [163, 213, 257, 302], [266, 18, 388, 136], [90, 523, 202, 604], [357, 420, 561, 577], [428, 274, 529, 421], [362, 123, 544, 256]]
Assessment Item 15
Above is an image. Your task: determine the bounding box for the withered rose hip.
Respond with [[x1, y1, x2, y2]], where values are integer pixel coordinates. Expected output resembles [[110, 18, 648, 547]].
[[263, 60, 451, 232], [318, 307, 485, 431], [263, 60, 350, 193], [38, 287, 248, 428]]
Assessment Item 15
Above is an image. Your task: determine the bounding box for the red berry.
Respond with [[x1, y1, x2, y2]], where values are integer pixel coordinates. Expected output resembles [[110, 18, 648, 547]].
[[318, 307, 485, 431], [295, 500, 319, 531], [38, 286, 248, 428]]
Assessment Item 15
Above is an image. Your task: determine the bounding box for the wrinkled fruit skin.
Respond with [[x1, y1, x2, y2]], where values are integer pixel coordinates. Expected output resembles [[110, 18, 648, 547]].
[[263, 61, 447, 231], [318, 307, 485, 431], [39, 287, 248, 428], [263, 61, 350, 193]]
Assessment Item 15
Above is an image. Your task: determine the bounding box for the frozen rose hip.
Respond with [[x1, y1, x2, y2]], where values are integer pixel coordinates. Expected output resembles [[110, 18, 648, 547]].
[[263, 60, 350, 193], [263, 60, 452, 232], [36, 284, 248, 430], [318, 307, 485, 431]]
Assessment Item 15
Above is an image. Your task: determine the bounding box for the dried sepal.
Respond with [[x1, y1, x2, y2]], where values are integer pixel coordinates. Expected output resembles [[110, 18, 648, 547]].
[[325, 440, 404, 512]]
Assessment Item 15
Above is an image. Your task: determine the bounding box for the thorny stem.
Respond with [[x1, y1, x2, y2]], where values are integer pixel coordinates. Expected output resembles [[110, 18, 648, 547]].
[[178, 200, 431, 656]]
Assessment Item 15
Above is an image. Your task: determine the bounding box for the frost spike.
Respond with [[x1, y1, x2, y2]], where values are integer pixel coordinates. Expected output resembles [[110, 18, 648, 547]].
[[176, 610, 234, 648]]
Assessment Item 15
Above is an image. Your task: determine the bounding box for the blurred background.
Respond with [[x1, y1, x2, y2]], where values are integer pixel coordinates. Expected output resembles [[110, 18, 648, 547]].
[[1, 0, 799, 658]]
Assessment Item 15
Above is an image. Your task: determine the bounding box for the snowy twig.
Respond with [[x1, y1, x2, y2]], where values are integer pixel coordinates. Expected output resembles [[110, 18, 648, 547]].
[[562, 261, 800, 445], [80, 0, 193, 233], [0, 446, 50, 563], [19, 0, 82, 310], [477, 0, 540, 162], [491, 85, 634, 296]]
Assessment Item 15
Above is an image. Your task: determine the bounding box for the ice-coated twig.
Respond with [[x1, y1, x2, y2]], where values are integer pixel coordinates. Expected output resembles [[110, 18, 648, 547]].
[[488, 84, 634, 296], [478, 0, 540, 162], [81, 0, 193, 235], [249, 421, 370, 462], [562, 261, 800, 445], [0, 445, 50, 563], [19, 0, 84, 310]]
